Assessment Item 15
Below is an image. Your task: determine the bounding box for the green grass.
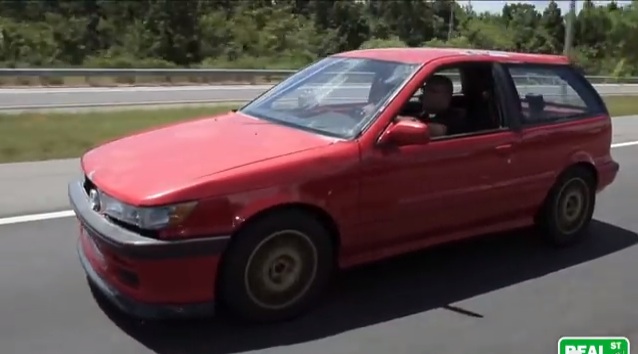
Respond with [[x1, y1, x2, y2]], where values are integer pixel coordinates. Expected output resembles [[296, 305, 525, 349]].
[[603, 96, 638, 117], [0, 105, 239, 163], [0, 95, 637, 164]]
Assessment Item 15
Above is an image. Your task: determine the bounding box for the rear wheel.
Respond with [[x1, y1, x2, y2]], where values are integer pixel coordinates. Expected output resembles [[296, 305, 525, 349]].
[[218, 210, 334, 323], [536, 167, 596, 247]]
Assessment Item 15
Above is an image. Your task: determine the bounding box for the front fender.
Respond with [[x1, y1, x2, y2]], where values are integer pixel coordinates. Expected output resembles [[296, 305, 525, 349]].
[[229, 185, 330, 229]]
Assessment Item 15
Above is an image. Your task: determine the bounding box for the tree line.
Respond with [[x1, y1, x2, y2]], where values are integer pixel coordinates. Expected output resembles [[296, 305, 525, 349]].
[[0, 0, 637, 76]]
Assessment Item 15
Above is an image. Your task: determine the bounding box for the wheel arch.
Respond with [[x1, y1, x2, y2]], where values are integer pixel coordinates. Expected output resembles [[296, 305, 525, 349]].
[[561, 161, 599, 189], [535, 160, 598, 223], [231, 202, 341, 250], [215, 202, 342, 294]]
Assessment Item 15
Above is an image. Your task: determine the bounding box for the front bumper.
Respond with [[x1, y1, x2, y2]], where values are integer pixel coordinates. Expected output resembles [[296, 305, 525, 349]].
[[68, 179, 230, 319], [77, 237, 216, 319]]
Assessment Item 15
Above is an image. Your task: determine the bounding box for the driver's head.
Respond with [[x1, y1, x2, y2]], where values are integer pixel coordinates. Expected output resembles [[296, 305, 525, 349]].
[[422, 75, 453, 113]]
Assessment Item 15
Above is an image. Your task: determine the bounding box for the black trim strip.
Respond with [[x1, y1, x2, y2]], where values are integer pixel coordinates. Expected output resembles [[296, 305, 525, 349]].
[[429, 127, 511, 143], [68, 179, 230, 260], [493, 62, 523, 131]]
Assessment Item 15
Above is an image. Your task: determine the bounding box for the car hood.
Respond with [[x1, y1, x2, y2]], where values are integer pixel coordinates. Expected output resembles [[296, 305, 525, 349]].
[[81, 112, 337, 204]]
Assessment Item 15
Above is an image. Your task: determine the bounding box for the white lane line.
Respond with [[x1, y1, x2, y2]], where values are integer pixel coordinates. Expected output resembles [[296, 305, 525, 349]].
[[611, 140, 638, 148], [0, 140, 637, 227], [0, 210, 76, 226]]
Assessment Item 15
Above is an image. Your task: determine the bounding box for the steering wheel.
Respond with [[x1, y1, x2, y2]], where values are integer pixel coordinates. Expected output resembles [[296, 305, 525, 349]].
[[349, 106, 366, 118], [313, 106, 367, 120]]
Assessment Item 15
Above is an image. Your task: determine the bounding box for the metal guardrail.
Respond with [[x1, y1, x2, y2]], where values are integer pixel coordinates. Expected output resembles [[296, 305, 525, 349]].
[[1, 68, 638, 86], [0, 68, 295, 86], [0, 68, 296, 76]]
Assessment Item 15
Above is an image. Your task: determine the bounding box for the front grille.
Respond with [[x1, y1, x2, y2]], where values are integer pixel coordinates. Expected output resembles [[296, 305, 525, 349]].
[[116, 269, 140, 288], [83, 174, 95, 196]]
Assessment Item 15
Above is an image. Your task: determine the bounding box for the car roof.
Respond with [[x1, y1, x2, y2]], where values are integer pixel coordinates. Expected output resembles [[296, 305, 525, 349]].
[[336, 47, 570, 65]]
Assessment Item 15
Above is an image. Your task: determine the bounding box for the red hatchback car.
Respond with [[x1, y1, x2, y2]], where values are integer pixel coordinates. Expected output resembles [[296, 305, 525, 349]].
[[69, 48, 619, 323]]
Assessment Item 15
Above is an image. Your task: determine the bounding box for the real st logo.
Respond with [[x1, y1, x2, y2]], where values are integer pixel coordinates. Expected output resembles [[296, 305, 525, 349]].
[[559, 337, 630, 354], [565, 345, 606, 354]]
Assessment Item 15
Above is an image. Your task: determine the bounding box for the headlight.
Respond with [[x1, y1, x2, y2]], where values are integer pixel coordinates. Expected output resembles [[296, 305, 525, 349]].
[[98, 191, 197, 230]]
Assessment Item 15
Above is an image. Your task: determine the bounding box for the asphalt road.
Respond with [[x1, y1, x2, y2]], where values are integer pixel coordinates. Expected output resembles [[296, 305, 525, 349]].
[[0, 159, 80, 217], [1, 83, 638, 111], [2, 140, 638, 354]]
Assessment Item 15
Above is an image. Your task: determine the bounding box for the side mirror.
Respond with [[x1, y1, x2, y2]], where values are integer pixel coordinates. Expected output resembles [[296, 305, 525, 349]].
[[378, 119, 430, 146]]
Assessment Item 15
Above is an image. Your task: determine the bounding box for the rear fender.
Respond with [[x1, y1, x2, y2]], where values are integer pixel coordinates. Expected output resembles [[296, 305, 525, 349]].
[[568, 150, 595, 167]]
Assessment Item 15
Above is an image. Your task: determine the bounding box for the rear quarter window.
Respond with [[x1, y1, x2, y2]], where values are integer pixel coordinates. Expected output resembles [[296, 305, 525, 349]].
[[504, 64, 607, 125]]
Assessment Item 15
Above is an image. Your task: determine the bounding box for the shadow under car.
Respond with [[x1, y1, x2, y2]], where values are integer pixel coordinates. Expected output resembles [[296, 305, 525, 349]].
[[89, 219, 638, 354]]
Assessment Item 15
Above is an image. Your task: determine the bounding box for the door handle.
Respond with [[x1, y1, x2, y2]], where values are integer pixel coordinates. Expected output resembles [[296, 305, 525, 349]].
[[494, 144, 513, 155]]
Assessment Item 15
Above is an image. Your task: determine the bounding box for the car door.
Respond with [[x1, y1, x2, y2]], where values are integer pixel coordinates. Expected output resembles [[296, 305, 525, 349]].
[[358, 130, 518, 249], [356, 61, 520, 251]]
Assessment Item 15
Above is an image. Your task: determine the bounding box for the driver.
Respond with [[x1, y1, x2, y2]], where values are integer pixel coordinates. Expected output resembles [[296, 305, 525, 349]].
[[362, 75, 468, 138], [401, 74, 468, 137]]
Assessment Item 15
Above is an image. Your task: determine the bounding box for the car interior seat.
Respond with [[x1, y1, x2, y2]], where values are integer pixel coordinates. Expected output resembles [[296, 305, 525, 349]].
[[526, 93, 546, 122]]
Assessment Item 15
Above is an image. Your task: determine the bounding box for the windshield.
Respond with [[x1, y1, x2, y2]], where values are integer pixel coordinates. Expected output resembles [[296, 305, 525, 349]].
[[239, 57, 420, 139]]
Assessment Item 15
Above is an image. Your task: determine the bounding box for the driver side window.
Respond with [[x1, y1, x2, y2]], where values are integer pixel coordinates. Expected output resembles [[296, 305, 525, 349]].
[[399, 68, 462, 118], [396, 63, 505, 139], [405, 69, 461, 105]]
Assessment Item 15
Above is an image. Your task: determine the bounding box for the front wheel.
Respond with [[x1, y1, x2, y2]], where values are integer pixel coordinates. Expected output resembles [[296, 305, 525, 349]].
[[218, 210, 335, 323], [536, 167, 596, 247]]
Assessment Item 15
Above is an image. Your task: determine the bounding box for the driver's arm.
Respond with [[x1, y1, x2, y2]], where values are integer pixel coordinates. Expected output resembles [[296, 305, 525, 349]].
[[427, 122, 448, 137]]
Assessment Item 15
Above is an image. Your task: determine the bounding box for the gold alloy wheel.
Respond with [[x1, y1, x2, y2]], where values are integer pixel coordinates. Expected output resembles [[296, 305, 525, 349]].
[[554, 177, 590, 235], [243, 230, 319, 310]]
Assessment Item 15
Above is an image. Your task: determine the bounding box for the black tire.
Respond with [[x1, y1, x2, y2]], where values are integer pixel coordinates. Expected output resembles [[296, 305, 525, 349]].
[[536, 166, 596, 247], [218, 210, 335, 323]]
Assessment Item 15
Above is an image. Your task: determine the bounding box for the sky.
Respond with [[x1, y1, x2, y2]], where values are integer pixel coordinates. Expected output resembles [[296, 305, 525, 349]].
[[457, 1, 631, 14]]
